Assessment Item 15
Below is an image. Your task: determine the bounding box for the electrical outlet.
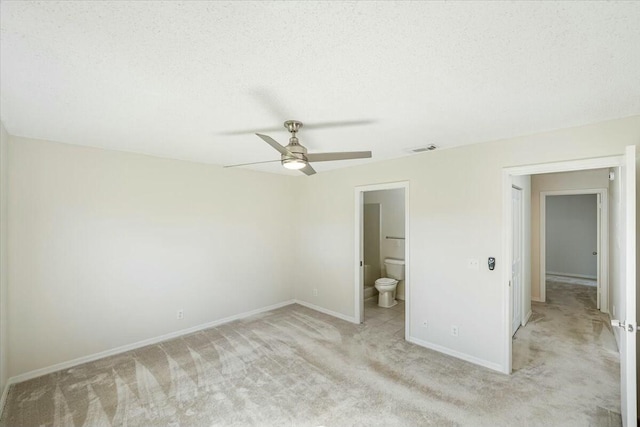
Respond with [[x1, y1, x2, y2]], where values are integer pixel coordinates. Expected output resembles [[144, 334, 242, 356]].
[[177, 309, 184, 320], [451, 325, 459, 337], [313, 288, 318, 297], [422, 321, 428, 328], [467, 259, 479, 270]]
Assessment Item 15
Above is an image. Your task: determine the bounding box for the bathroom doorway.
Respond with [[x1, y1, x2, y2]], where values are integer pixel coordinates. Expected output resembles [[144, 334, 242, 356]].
[[355, 181, 409, 339]]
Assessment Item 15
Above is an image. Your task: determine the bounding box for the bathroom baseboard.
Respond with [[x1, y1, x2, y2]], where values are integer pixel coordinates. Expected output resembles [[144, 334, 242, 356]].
[[363, 285, 378, 300]]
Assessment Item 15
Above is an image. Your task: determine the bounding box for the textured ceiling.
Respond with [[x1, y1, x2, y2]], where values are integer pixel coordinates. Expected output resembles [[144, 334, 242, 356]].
[[1, 1, 639, 175]]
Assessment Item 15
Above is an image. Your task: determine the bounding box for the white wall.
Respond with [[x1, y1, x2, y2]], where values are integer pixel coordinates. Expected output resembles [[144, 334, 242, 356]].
[[294, 115, 640, 371], [0, 122, 8, 393], [364, 189, 406, 298], [8, 136, 296, 377], [546, 194, 598, 278], [530, 169, 610, 300]]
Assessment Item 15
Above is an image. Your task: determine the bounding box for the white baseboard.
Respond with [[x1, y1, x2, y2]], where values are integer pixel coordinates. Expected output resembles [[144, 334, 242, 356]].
[[523, 310, 533, 326], [294, 299, 359, 324], [407, 336, 503, 373], [531, 297, 544, 303], [546, 271, 597, 280], [6, 299, 296, 386]]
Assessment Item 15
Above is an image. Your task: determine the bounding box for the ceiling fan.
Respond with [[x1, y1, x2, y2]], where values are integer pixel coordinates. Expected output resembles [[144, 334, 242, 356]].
[[224, 120, 372, 176]]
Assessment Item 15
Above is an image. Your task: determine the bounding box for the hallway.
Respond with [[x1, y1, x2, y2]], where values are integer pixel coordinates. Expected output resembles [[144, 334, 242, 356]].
[[513, 278, 621, 426]]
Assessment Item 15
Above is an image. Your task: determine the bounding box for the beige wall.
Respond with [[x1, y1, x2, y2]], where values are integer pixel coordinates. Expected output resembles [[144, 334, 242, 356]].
[[8, 136, 296, 377], [0, 122, 8, 392], [294, 116, 640, 371], [3, 115, 640, 380], [530, 169, 610, 301]]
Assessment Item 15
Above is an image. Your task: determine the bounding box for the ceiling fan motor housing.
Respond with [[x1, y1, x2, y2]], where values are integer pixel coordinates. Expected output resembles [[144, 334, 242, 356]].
[[283, 137, 307, 162]]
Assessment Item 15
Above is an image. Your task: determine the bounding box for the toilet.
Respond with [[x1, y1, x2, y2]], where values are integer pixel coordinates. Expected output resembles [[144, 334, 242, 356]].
[[374, 258, 405, 308]]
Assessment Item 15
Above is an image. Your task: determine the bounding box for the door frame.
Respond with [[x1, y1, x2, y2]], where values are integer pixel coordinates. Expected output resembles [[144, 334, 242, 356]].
[[354, 181, 409, 334], [501, 154, 624, 374], [539, 189, 608, 311]]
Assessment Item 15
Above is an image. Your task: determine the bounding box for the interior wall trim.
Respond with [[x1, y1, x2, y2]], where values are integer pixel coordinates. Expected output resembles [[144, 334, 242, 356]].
[[407, 336, 503, 373], [4, 300, 297, 388], [294, 299, 359, 324]]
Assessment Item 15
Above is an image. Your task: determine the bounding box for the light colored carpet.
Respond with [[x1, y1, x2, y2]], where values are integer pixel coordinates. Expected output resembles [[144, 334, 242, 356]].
[[1, 282, 620, 426]]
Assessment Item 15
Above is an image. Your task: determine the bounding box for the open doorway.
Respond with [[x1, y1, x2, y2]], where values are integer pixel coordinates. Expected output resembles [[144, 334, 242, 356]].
[[539, 189, 608, 312], [503, 148, 637, 425], [355, 182, 409, 339]]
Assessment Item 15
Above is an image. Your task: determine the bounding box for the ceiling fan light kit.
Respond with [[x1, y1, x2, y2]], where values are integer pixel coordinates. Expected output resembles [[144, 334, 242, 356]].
[[282, 158, 306, 170], [225, 120, 373, 176]]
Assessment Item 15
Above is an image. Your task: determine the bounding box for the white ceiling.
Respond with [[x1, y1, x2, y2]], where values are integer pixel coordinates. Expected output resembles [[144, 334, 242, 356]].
[[1, 1, 639, 175]]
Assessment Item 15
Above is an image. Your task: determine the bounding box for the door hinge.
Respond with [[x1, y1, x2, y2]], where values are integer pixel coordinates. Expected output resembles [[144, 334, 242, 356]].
[[360, 261, 363, 267], [611, 319, 637, 333]]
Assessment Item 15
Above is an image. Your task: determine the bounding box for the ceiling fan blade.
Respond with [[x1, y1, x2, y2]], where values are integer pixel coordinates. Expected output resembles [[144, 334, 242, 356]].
[[300, 163, 316, 176], [304, 120, 376, 130], [256, 133, 291, 156], [224, 159, 281, 168], [306, 151, 372, 162], [220, 120, 376, 136]]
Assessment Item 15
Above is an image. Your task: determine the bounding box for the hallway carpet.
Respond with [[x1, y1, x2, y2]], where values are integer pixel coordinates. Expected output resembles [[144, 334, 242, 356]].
[[1, 282, 620, 426]]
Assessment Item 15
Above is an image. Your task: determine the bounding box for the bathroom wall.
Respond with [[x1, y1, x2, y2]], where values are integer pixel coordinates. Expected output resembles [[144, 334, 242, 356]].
[[363, 203, 381, 286], [364, 189, 406, 299]]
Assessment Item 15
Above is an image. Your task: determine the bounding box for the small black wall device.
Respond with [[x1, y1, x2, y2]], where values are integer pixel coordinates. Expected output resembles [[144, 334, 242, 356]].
[[488, 257, 496, 271]]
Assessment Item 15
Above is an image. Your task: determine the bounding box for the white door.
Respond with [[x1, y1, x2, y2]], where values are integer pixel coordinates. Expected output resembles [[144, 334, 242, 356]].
[[596, 193, 601, 310], [612, 145, 637, 426], [512, 186, 523, 336]]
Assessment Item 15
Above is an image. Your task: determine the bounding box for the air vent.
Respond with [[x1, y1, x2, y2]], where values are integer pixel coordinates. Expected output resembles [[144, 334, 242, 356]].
[[410, 145, 437, 153]]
